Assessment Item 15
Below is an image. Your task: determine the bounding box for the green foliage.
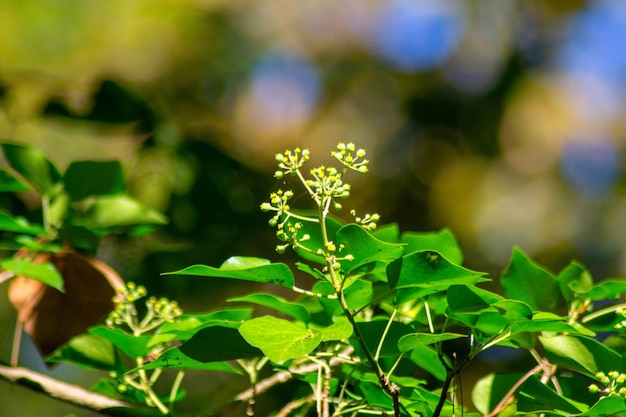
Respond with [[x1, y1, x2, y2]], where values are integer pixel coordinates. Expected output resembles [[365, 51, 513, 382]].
[[3, 142, 626, 417]]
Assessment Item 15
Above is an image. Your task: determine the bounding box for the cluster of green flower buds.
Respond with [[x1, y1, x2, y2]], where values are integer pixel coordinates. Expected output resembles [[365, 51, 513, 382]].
[[107, 282, 183, 336], [274, 147, 310, 179], [331, 142, 369, 173], [589, 371, 626, 397], [350, 210, 380, 231]]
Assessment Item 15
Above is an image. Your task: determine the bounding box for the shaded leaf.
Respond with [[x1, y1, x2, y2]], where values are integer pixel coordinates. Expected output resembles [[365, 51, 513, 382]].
[[558, 261, 593, 304], [517, 376, 588, 415], [89, 327, 153, 359], [64, 160, 124, 201], [409, 346, 447, 381], [164, 257, 294, 287], [0, 168, 31, 192], [472, 372, 524, 415], [356, 320, 413, 358], [0, 210, 47, 235], [79, 194, 167, 231], [239, 316, 321, 363]]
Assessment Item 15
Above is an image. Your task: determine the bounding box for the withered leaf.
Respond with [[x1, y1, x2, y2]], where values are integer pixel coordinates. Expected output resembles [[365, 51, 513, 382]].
[[8, 251, 124, 357]]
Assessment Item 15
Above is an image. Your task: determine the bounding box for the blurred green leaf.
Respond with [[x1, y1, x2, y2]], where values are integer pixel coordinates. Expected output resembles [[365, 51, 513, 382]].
[[0, 257, 63, 291], [163, 257, 294, 287], [0, 168, 31, 192], [0, 210, 47, 235], [79, 194, 167, 231], [1, 142, 62, 196], [501, 247, 560, 311], [64, 160, 124, 201], [47, 333, 123, 373], [239, 316, 321, 363]]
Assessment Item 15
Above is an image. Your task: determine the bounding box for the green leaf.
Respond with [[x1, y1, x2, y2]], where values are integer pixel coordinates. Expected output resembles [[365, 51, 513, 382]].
[[372, 222, 401, 243], [46, 334, 123, 372], [583, 279, 626, 301], [296, 262, 327, 280], [409, 346, 447, 381], [164, 257, 294, 287], [336, 224, 404, 273], [64, 160, 124, 201], [558, 261, 594, 304], [401, 228, 463, 264], [540, 334, 626, 377], [501, 247, 560, 311], [318, 318, 353, 341], [89, 326, 153, 359], [582, 397, 626, 417], [356, 320, 413, 358], [79, 194, 167, 231], [0, 258, 63, 291], [228, 293, 310, 323], [1, 142, 62, 195], [0, 210, 47, 235], [388, 251, 488, 302], [398, 332, 466, 353], [239, 316, 321, 363], [0, 168, 30, 192], [517, 375, 588, 415], [285, 211, 343, 264], [472, 373, 523, 415], [139, 347, 241, 373], [151, 308, 253, 345]]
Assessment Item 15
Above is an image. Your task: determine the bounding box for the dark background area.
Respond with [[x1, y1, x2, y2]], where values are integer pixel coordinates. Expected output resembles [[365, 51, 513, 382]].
[[1, 0, 626, 415]]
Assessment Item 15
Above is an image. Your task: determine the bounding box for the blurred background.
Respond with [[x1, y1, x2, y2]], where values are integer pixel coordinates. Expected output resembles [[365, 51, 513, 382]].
[[1, 0, 626, 415]]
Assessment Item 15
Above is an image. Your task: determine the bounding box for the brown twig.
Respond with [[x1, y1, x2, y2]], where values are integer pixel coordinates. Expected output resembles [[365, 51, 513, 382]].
[[0, 364, 164, 417]]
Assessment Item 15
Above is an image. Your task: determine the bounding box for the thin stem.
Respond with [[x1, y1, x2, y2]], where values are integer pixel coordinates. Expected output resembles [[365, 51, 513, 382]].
[[375, 309, 397, 362], [484, 362, 544, 417], [11, 319, 22, 367], [292, 286, 338, 299], [169, 370, 185, 409], [582, 302, 626, 323], [424, 300, 435, 334]]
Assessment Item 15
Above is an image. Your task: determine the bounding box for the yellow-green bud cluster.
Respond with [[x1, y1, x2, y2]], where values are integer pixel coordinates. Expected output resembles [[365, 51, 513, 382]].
[[350, 210, 380, 230], [331, 142, 369, 173], [274, 147, 310, 178], [588, 371, 626, 397], [306, 166, 351, 204]]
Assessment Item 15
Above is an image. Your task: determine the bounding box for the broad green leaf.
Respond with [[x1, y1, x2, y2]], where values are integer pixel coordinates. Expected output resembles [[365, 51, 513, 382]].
[[239, 316, 321, 363], [401, 228, 463, 264], [472, 372, 524, 415], [64, 160, 124, 201], [558, 261, 593, 304], [581, 397, 626, 417], [164, 257, 294, 287], [296, 262, 327, 280], [79, 194, 167, 231], [318, 318, 353, 341], [372, 222, 401, 243], [501, 247, 560, 311], [139, 347, 241, 373], [336, 224, 404, 273], [540, 334, 626, 377], [0, 258, 64, 291], [1, 142, 62, 195], [517, 376, 588, 415], [14, 235, 63, 252], [398, 332, 466, 353], [0, 168, 30, 192], [314, 279, 377, 316], [46, 334, 123, 372], [409, 346, 447, 381], [356, 320, 413, 358], [0, 210, 47, 235], [228, 293, 310, 323], [389, 252, 487, 302], [151, 308, 253, 345], [89, 326, 153, 359], [583, 279, 626, 301]]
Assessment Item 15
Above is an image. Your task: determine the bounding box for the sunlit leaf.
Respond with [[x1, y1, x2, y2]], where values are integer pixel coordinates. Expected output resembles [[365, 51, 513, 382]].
[[1, 142, 62, 196], [401, 228, 463, 264], [540, 334, 626, 378], [0, 257, 63, 290], [89, 326, 153, 359], [398, 332, 466, 352], [228, 293, 310, 323], [239, 316, 321, 363], [558, 261, 593, 304], [0, 168, 31, 192], [47, 333, 123, 372], [336, 224, 404, 273], [472, 372, 524, 415], [517, 376, 588, 415], [164, 257, 294, 287], [318, 318, 352, 341], [0, 210, 47, 236], [501, 247, 559, 311], [79, 194, 167, 231]]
